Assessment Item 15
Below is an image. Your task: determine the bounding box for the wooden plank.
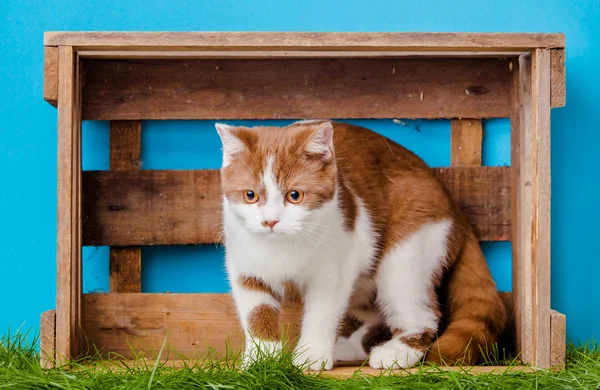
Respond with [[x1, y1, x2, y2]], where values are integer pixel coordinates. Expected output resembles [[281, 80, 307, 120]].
[[44, 46, 59, 106], [434, 167, 510, 241], [82, 358, 532, 375], [510, 51, 552, 368], [550, 310, 566, 369], [451, 119, 483, 166], [109, 121, 142, 293], [81, 167, 510, 246], [551, 49, 566, 107], [80, 57, 512, 120], [77, 50, 527, 59], [56, 46, 82, 363], [81, 293, 302, 359], [321, 364, 534, 378], [44, 32, 565, 51], [82, 292, 517, 362], [40, 310, 56, 369]]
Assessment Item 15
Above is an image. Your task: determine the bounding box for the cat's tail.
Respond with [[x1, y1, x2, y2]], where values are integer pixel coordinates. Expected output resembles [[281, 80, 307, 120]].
[[425, 231, 507, 365]]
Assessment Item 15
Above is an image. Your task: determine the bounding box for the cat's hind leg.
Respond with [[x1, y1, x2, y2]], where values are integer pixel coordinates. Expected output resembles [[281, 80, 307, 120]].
[[369, 220, 451, 369]]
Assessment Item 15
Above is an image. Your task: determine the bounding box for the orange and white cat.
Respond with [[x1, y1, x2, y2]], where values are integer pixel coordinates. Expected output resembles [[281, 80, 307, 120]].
[[216, 120, 506, 370]]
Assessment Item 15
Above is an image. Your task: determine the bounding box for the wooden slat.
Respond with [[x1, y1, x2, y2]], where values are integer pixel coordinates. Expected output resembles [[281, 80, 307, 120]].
[[40, 310, 56, 369], [81, 292, 517, 362], [80, 57, 512, 120], [81, 293, 302, 358], [84, 358, 531, 376], [109, 121, 142, 293], [81, 167, 510, 246], [44, 32, 565, 51], [551, 49, 566, 107], [510, 51, 552, 368], [56, 46, 82, 363], [451, 119, 483, 166], [550, 310, 566, 369], [320, 364, 533, 378], [44, 46, 59, 106], [434, 167, 510, 241]]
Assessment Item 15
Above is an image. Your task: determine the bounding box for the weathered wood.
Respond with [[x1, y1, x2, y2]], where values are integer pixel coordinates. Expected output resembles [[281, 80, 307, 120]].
[[82, 167, 510, 246], [44, 46, 59, 106], [433, 167, 510, 241], [86, 358, 531, 376], [109, 121, 142, 293], [109, 121, 142, 170], [82, 170, 222, 246], [550, 310, 566, 369], [56, 46, 82, 363], [451, 119, 483, 167], [44, 32, 565, 52], [40, 310, 56, 369], [551, 49, 566, 107], [80, 57, 512, 120], [81, 293, 302, 359], [81, 292, 516, 362], [510, 51, 552, 368], [320, 363, 533, 378]]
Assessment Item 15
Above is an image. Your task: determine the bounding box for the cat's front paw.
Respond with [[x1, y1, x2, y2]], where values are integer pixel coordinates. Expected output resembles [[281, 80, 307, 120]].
[[240, 340, 282, 369], [334, 336, 368, 362], [293, 343, 334, 371], [369, 339, 423, 369]]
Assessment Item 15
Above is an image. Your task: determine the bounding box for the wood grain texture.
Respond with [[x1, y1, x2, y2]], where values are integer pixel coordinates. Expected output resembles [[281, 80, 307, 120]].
[[83, 358, 531, 376], [82, 167, 510, 246], [550, 310, 566, 369], [451, 119, 483, 166], [510, 51, 552, 368], [109, 121, 142, 170], [550, 49, 566, 107], [81, 293, 517, 362], [82, 170, 222, 246], [40, 310, 56, 369], [80, 57, 512, 120], [56, 46, 82, 363], [109, 121, 142, 293], [44, 46, 59, 106], [319, 364, 534, 378], [81, 293, 302, 359], [44, 32, 565, 51]]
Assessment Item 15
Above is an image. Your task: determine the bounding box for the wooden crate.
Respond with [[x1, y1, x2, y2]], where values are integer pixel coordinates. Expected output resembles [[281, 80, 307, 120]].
[[40, 32, 567, 374]]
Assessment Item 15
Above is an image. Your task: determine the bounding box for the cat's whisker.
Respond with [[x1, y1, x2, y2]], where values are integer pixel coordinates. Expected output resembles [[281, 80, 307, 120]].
[[301, 228, 334, 252], [303, 224, 336, 244]]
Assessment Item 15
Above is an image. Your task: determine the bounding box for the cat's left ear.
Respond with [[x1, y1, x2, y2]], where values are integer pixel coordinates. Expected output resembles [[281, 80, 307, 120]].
[[215, 123, 246, 167], [304, 121, 334, 161]]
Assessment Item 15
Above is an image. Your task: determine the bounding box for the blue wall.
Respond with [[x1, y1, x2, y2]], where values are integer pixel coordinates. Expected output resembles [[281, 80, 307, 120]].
[[0, 0, 598, 344]]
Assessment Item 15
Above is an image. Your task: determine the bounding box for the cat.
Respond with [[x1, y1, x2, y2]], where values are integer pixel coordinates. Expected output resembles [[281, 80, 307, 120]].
[[216, 120, 507, 371]]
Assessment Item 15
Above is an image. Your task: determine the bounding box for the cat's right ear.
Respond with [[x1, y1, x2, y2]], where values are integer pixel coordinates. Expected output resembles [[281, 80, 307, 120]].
[[215, 123, 246, 167]]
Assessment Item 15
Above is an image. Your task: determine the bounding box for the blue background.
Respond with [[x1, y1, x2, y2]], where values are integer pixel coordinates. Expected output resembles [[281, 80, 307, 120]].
[[0, 0, 598, 344]]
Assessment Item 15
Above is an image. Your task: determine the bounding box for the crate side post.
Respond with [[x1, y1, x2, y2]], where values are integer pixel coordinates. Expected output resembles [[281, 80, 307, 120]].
[[510, 50, 552, 368], [56, 46, 83, 364]]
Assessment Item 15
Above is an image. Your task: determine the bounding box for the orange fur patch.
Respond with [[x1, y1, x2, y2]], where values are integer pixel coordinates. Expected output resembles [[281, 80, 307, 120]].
[[248, 305, 280, 342], [238, 275, 281, 300]]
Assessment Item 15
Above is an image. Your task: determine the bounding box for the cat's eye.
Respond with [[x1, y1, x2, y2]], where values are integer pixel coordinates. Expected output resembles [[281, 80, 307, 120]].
[[243, 190, 259, 204], [286, 190, 304, 204]]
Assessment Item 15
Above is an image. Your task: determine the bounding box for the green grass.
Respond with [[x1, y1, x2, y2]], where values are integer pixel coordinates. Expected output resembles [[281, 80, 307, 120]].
[[1, 331, 600, 389]]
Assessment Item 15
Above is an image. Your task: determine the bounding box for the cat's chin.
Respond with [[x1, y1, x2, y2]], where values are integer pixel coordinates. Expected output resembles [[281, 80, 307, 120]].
[[247, 228, 298, 238]]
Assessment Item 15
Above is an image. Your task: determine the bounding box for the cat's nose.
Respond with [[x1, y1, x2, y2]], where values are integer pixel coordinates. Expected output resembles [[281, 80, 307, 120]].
[[261, 220, 279, 229]]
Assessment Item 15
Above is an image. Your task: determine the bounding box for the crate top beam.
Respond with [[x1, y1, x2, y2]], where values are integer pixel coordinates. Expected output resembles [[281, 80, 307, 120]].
[[45, 32, 564, 54], [43, 32, 566, 112]]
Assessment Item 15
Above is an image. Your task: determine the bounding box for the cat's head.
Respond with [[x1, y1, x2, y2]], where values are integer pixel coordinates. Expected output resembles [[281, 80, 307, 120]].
[[216, 120, 337, 237]]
